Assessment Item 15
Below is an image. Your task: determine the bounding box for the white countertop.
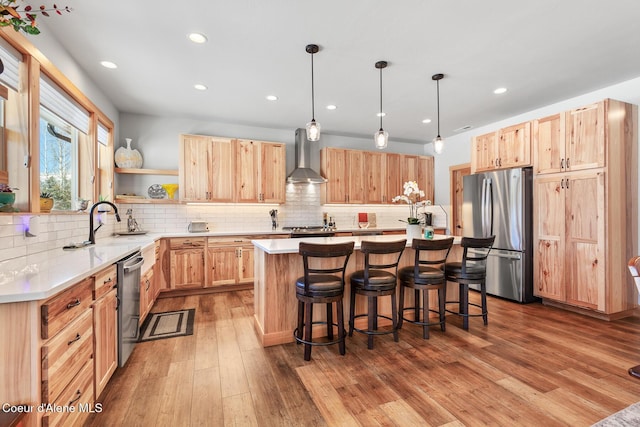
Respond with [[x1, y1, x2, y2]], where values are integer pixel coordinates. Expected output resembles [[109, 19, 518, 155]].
[[0, 227, 450, 304], [252, 234, 460, 255]]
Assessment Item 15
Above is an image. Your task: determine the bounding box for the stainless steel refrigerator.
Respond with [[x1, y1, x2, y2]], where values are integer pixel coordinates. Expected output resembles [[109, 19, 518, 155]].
[[462, 167, 536, 303]]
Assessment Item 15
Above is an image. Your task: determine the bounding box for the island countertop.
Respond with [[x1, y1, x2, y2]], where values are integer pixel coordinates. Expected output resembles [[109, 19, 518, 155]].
[[252, 233, 460, 255]]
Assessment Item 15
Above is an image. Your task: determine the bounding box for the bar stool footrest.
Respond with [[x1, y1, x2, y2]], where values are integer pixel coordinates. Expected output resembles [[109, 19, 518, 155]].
[[445, 300, 487, 318], [399, 307, 445, 327], [293, 321, 346, 347], [350, 313, 397, 336]]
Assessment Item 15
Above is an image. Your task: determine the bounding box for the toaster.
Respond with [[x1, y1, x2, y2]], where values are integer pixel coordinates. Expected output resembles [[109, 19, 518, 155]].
[[188, 221, 209, 233]]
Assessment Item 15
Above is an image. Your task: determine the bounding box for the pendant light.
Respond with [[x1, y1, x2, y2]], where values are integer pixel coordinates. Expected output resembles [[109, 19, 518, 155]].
[[432, 73, 444, 154], [305, 44, 321, 141], [374, 61, 388, 150]]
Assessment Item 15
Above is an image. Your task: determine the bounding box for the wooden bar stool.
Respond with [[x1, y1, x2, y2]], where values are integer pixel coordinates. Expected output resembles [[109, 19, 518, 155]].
[[294, 241, 354, 361], [348, 239, 406, 349], [627, 256, 640, 378], [444, 236, 495, 330], [398, 237, 454, 339]]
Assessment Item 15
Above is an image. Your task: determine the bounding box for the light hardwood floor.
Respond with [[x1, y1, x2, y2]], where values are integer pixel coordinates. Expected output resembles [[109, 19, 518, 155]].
[[85, 290, 640, 426]]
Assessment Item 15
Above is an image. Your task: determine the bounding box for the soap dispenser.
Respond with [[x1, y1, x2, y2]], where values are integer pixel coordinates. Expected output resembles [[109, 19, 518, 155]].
[[423, 212, 434, 239]]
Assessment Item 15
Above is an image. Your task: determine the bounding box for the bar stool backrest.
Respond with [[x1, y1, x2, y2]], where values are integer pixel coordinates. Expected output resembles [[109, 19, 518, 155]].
[[411, 237, 455, 277], [460, 236, 495, 274], [360, 239, 407, 282], [298, 241, 355, 292]]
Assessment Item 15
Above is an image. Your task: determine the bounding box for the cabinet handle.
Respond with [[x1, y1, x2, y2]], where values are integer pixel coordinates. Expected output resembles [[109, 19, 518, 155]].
[[145, 279, 150, 291], [68, 333, 81, 346], [183, 241, 193, 245], [66, 298, 81, 309], [104, 277, 113, 285], [561, 179, 564, 189], [566, 178, 570, 189], [566, 158, 570, 169], [69, 389, 82, 405], [560, 158, 564, 170]]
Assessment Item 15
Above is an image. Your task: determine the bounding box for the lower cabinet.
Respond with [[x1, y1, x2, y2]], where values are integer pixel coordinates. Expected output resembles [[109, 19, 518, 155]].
[[140, 268, 154, 323], [169, 237, 205, 289], [206, 239, 254, 287], [92, 288, 117, 400]]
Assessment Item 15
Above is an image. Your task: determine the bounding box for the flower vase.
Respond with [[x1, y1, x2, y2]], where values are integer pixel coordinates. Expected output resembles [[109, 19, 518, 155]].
[[115, 138, 143, 168], [406, 224, 422, 242]]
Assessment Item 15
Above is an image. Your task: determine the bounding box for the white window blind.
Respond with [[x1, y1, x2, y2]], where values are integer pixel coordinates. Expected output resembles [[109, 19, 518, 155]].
[[40, 75, 90, 134], [98, 123, 109, 146], [0, 39, 21, 92]]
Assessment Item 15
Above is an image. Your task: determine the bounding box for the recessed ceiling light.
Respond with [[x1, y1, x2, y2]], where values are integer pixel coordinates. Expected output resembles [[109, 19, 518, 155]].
[[326, 105, 337, 110], [422, 118, 432, 124], [494, 87, 508, 94], [266, 95, 278, 101], [194, 84, 208, 91], [376, 112, 386, 117], [100, 61, 117, 69], [188, 33, 208, 44]]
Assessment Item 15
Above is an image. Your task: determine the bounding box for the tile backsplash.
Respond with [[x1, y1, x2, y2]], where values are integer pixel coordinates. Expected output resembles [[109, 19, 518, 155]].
[[0, 184, 449, 263]]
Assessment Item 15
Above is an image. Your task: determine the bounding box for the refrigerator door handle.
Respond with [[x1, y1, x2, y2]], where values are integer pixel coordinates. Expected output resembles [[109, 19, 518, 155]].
[[480, 178, 487, 236], [488, 178, 494, 237], [489, 250, 522, 260]]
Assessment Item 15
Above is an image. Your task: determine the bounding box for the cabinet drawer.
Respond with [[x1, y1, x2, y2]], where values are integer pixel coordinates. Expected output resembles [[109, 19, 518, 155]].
[[92, 265, 116, 300], [208, 237, 252, 246], [42, 308, 93, 403], [43, 359, 94, 427], [141, 244, 156, 275], [41, 277, 94, 340], [169, 237, 206, 249]]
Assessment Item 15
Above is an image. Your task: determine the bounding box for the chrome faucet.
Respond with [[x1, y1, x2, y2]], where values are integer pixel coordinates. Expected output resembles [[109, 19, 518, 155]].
[[88, 201, 121, 244]]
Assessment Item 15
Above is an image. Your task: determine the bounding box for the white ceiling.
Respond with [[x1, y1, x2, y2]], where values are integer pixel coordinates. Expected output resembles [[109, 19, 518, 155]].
[[40, 0, 640, 144]]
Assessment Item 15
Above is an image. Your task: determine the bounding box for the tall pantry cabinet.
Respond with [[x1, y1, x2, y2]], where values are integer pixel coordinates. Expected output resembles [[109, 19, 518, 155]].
[[532, 99, 637, 317]]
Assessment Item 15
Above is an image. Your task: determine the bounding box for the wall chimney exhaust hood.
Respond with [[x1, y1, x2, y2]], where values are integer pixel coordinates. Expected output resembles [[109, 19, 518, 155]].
[[287, 128, 327, 184]]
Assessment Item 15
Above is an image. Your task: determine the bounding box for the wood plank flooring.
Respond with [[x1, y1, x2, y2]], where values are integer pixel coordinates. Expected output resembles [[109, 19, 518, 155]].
[[85, 291, 640, 426]]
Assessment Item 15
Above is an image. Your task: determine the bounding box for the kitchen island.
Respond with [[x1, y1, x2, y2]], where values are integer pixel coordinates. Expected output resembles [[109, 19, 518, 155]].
[[252, 234, 461, 347]]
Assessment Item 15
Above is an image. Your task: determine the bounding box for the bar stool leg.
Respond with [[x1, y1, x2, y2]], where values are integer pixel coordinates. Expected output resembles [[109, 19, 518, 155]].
[[414, 289, 420, 322], [460, 283, 469, 330], [391, 292, 399, 342], [304, 303, 313, 361], [481, 282, 488, 325], [422, 288, 430, 339], [438, 286, 446, 332], [296, 300, 304, 342], [348, 287, 356, 337], [326, 303, 334, 340], [337, 301, 346, 355], [368, 296, 375, 349], [398, 285, 405, 329]]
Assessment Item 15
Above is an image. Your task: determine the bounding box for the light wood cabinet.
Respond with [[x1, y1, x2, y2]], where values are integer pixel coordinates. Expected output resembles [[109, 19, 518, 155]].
[[471, 131, 497, 172], [92, 287, 117, 399], [321, 148, 434, 204], [140, 268, 154, 322], [91, 264, 117, 400], [533, 99, 637, 317], [206, 238, 254, 287], [180, 134, 286, 204], [180, 134, 235, 202], [169, 237, 205, 289], [472, 122, 531, 173], [534, 102, 605, 175]]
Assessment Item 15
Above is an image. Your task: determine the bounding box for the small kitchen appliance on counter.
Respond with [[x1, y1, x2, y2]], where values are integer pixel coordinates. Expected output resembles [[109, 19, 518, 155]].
[[188, 221, 209, 233]]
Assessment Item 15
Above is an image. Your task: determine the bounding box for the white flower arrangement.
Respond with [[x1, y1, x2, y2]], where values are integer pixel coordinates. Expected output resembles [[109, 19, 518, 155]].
[[392, 181, 431, 224]]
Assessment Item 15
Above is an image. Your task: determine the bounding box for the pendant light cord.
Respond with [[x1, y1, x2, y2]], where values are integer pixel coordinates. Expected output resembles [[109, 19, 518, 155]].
[[436, 78, 441, 137], [379, 66, 383, 130], [311, 52, 315, 121]]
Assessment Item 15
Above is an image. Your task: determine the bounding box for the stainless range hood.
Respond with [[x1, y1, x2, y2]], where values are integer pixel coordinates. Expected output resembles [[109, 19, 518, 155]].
[[287, 128, 327, 184]]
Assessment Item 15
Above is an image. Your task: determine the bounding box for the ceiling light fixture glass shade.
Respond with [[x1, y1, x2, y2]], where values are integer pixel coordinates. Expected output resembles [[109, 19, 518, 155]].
[[374, 61, 389, 150], [305, 44, 321, 141], [432, 73, 445, 154]]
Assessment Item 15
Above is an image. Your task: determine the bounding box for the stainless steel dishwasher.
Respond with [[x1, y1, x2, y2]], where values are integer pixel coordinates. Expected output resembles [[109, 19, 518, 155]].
[[116, 250, 144, 367]]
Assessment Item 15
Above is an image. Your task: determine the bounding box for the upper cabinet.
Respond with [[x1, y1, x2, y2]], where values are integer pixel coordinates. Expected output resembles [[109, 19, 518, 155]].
[[534, 102, 605, 175], [471, 121, 531, 173], [179, 134, 286, 204], [321, 147, 434, 205]]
